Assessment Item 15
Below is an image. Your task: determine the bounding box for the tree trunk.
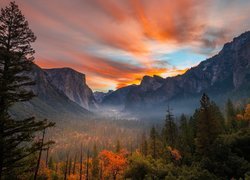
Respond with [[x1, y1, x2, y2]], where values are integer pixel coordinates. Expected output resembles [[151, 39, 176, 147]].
[[80, 144, 83, 180], [72, 154, 76, 174], [64, 153, 69, 180], [45, 146, 49, 167], [34, 129, 46, 180], [86, 149, 89, 180]]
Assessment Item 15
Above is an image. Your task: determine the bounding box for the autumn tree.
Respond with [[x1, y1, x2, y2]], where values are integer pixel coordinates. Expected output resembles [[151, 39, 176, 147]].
[[99, 150, 127, 179], [196, 94, 222, 157], [0, 2, 54, 178], [237, 104, 250, 128]]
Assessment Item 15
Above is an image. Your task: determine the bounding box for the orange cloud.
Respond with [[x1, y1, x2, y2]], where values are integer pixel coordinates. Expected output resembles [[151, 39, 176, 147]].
[[36, 52, 187, 90], [2, 0, 249, 91]]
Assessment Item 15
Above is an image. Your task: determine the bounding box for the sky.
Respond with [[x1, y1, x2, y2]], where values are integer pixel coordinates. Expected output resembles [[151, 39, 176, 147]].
[[1, 0, 250, 91]]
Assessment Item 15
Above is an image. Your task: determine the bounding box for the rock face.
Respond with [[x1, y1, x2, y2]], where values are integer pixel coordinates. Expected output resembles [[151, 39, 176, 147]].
[[102, 85, 137, 107], [94, 90, 113, 104], [44, 68, 97, 110], [11, 65, 92, 120], [103, 31, 250, 113]]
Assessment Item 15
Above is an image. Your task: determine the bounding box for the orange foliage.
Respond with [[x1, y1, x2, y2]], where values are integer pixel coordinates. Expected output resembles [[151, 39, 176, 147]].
[[244, 104, 250, 120], [99, 149, 128, 179], [237, 104, 250, 126], [167, 146, 182, 161]]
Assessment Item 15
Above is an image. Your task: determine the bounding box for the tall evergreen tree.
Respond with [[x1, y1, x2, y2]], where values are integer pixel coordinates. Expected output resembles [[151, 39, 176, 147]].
[[149, 126, 162, 159], [196, 94, 222, 157], [0, 2, 54, 178], [163, 106, 177, 147], [149, 126, 157, 159], [179, 114, 191, 151]]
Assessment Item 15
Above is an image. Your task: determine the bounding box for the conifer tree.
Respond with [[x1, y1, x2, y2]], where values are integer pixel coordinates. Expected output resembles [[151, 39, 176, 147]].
[[196, 94, 222, 157], [0, 2, 54, 178], [179, 114, 191, 151], [163, 106, 177, 147], [149, 126, 158, 159]]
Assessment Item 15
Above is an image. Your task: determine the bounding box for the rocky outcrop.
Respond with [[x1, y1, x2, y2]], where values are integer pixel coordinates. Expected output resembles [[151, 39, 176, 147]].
[[11, 65, 92, 120], [44, 68, 97, 110]]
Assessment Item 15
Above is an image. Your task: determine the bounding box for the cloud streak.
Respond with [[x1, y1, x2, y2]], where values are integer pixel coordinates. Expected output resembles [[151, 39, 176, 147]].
[[1, 0, 250, 91]]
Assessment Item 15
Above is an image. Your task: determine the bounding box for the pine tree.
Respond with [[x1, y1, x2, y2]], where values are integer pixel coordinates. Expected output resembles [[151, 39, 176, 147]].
[[0, 2, 54, 178], [164, 106, 177, 147], [149, 126, 158, 159], [179, 114, 190, 150], [196, 94, 222, 157]]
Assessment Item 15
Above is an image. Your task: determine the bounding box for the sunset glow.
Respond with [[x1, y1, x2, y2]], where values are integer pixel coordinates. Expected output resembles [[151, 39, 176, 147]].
[[1, 0, 250, 91]]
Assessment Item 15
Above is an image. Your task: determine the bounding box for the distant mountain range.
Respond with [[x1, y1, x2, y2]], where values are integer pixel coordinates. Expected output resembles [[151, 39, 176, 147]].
[[11, 31, 250, 120], [100, 31, 250, 117]]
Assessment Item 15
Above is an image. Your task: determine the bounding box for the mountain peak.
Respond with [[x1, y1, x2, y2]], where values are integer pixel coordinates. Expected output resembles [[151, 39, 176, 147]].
[[221, 31, 250, 54]]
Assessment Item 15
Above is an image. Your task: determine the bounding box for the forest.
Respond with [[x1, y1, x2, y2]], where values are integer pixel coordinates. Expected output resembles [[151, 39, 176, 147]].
[[31, 96, 250, 180], [0, 1, 250, 180]]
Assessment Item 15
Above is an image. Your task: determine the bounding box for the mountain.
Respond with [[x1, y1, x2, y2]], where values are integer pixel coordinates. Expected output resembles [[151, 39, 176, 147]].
[[44, 68, 97, 110], [102, 31, 250, 115], [94, 90, 113, 104], [11, 65, 93, 121], [101, 85, 137, 108]]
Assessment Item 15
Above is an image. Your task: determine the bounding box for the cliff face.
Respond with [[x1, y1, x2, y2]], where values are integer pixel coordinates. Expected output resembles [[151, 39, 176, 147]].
[[45, 68, 97, 110], [11, 65, 92, 121], [102, 31, 250, 112]]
